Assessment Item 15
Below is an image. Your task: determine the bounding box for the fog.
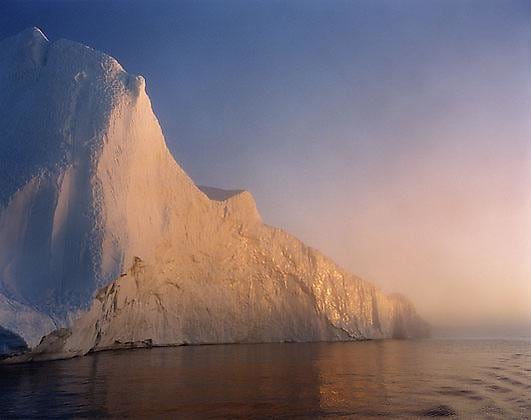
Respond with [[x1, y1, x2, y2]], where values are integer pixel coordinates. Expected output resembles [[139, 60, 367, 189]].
[[2, 0, 530, 335]]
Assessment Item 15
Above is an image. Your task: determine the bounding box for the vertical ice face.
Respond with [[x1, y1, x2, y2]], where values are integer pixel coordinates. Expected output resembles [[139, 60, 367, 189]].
[[0, 29, 428, 351], [0, 27, 203, 344]]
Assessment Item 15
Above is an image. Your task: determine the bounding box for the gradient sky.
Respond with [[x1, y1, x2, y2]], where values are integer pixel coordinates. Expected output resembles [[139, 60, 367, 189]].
[[1, 0, 530, 335]]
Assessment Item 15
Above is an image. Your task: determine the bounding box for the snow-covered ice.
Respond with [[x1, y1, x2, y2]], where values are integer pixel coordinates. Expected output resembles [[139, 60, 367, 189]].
[[0, 28, 429, 359]]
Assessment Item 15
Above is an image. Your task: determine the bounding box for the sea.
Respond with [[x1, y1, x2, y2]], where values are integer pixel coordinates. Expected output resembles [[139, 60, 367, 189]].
[[0, 339, 529, 418]]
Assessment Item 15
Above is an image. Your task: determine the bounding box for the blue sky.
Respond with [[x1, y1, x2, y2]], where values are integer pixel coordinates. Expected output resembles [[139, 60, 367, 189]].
[[1, 0, 530, 332]]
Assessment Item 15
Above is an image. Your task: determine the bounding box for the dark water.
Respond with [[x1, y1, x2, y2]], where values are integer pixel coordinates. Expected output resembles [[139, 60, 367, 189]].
[[1, 339, 530, 418]]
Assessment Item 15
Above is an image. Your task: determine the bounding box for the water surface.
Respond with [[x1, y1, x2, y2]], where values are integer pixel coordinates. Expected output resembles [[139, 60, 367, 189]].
[[1, 339, 530, 418]]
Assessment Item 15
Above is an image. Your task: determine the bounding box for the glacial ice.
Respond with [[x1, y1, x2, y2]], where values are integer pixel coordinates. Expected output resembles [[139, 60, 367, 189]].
[[0, 28, 429, 359]]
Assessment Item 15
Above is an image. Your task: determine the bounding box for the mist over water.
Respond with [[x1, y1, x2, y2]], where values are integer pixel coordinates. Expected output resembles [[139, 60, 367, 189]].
[[1, 340, 530, 418]]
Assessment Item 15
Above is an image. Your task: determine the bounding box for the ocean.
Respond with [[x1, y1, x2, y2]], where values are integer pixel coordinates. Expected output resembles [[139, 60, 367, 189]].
[[1, 339, 529, 418]]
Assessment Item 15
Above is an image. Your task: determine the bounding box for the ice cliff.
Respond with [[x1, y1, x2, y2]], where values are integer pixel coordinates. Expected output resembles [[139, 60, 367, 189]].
[[0, 326, 27, 358], [0, 28, 429, 359]]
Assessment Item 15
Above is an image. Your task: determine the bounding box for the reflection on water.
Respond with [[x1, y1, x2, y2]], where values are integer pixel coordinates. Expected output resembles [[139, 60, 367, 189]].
[[1, 339, 530, 418]]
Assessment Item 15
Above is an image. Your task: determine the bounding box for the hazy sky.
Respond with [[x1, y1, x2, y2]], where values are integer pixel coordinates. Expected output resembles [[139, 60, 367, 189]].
[[2, 0, 530, 334]]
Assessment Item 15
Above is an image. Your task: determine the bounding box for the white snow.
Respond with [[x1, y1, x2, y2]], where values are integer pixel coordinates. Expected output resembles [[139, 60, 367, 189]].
[[0, 28, 429, 353]]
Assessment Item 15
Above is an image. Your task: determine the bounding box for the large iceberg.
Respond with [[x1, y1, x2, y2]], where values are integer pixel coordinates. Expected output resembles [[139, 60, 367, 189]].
[[0, 28, 428, 360]]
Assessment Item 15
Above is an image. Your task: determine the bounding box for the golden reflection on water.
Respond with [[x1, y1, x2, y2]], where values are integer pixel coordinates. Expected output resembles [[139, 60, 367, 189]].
[[1, 340, 530, 418]]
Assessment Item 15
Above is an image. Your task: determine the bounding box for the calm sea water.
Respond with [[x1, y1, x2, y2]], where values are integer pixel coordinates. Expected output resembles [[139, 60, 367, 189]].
[[0, 339, 530, 418]]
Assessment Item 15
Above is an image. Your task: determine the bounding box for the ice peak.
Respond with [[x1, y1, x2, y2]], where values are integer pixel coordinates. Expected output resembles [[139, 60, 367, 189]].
[[0, 26, 50, 70], [24, 27, 49, 42], [6, 26, 49, 49]]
